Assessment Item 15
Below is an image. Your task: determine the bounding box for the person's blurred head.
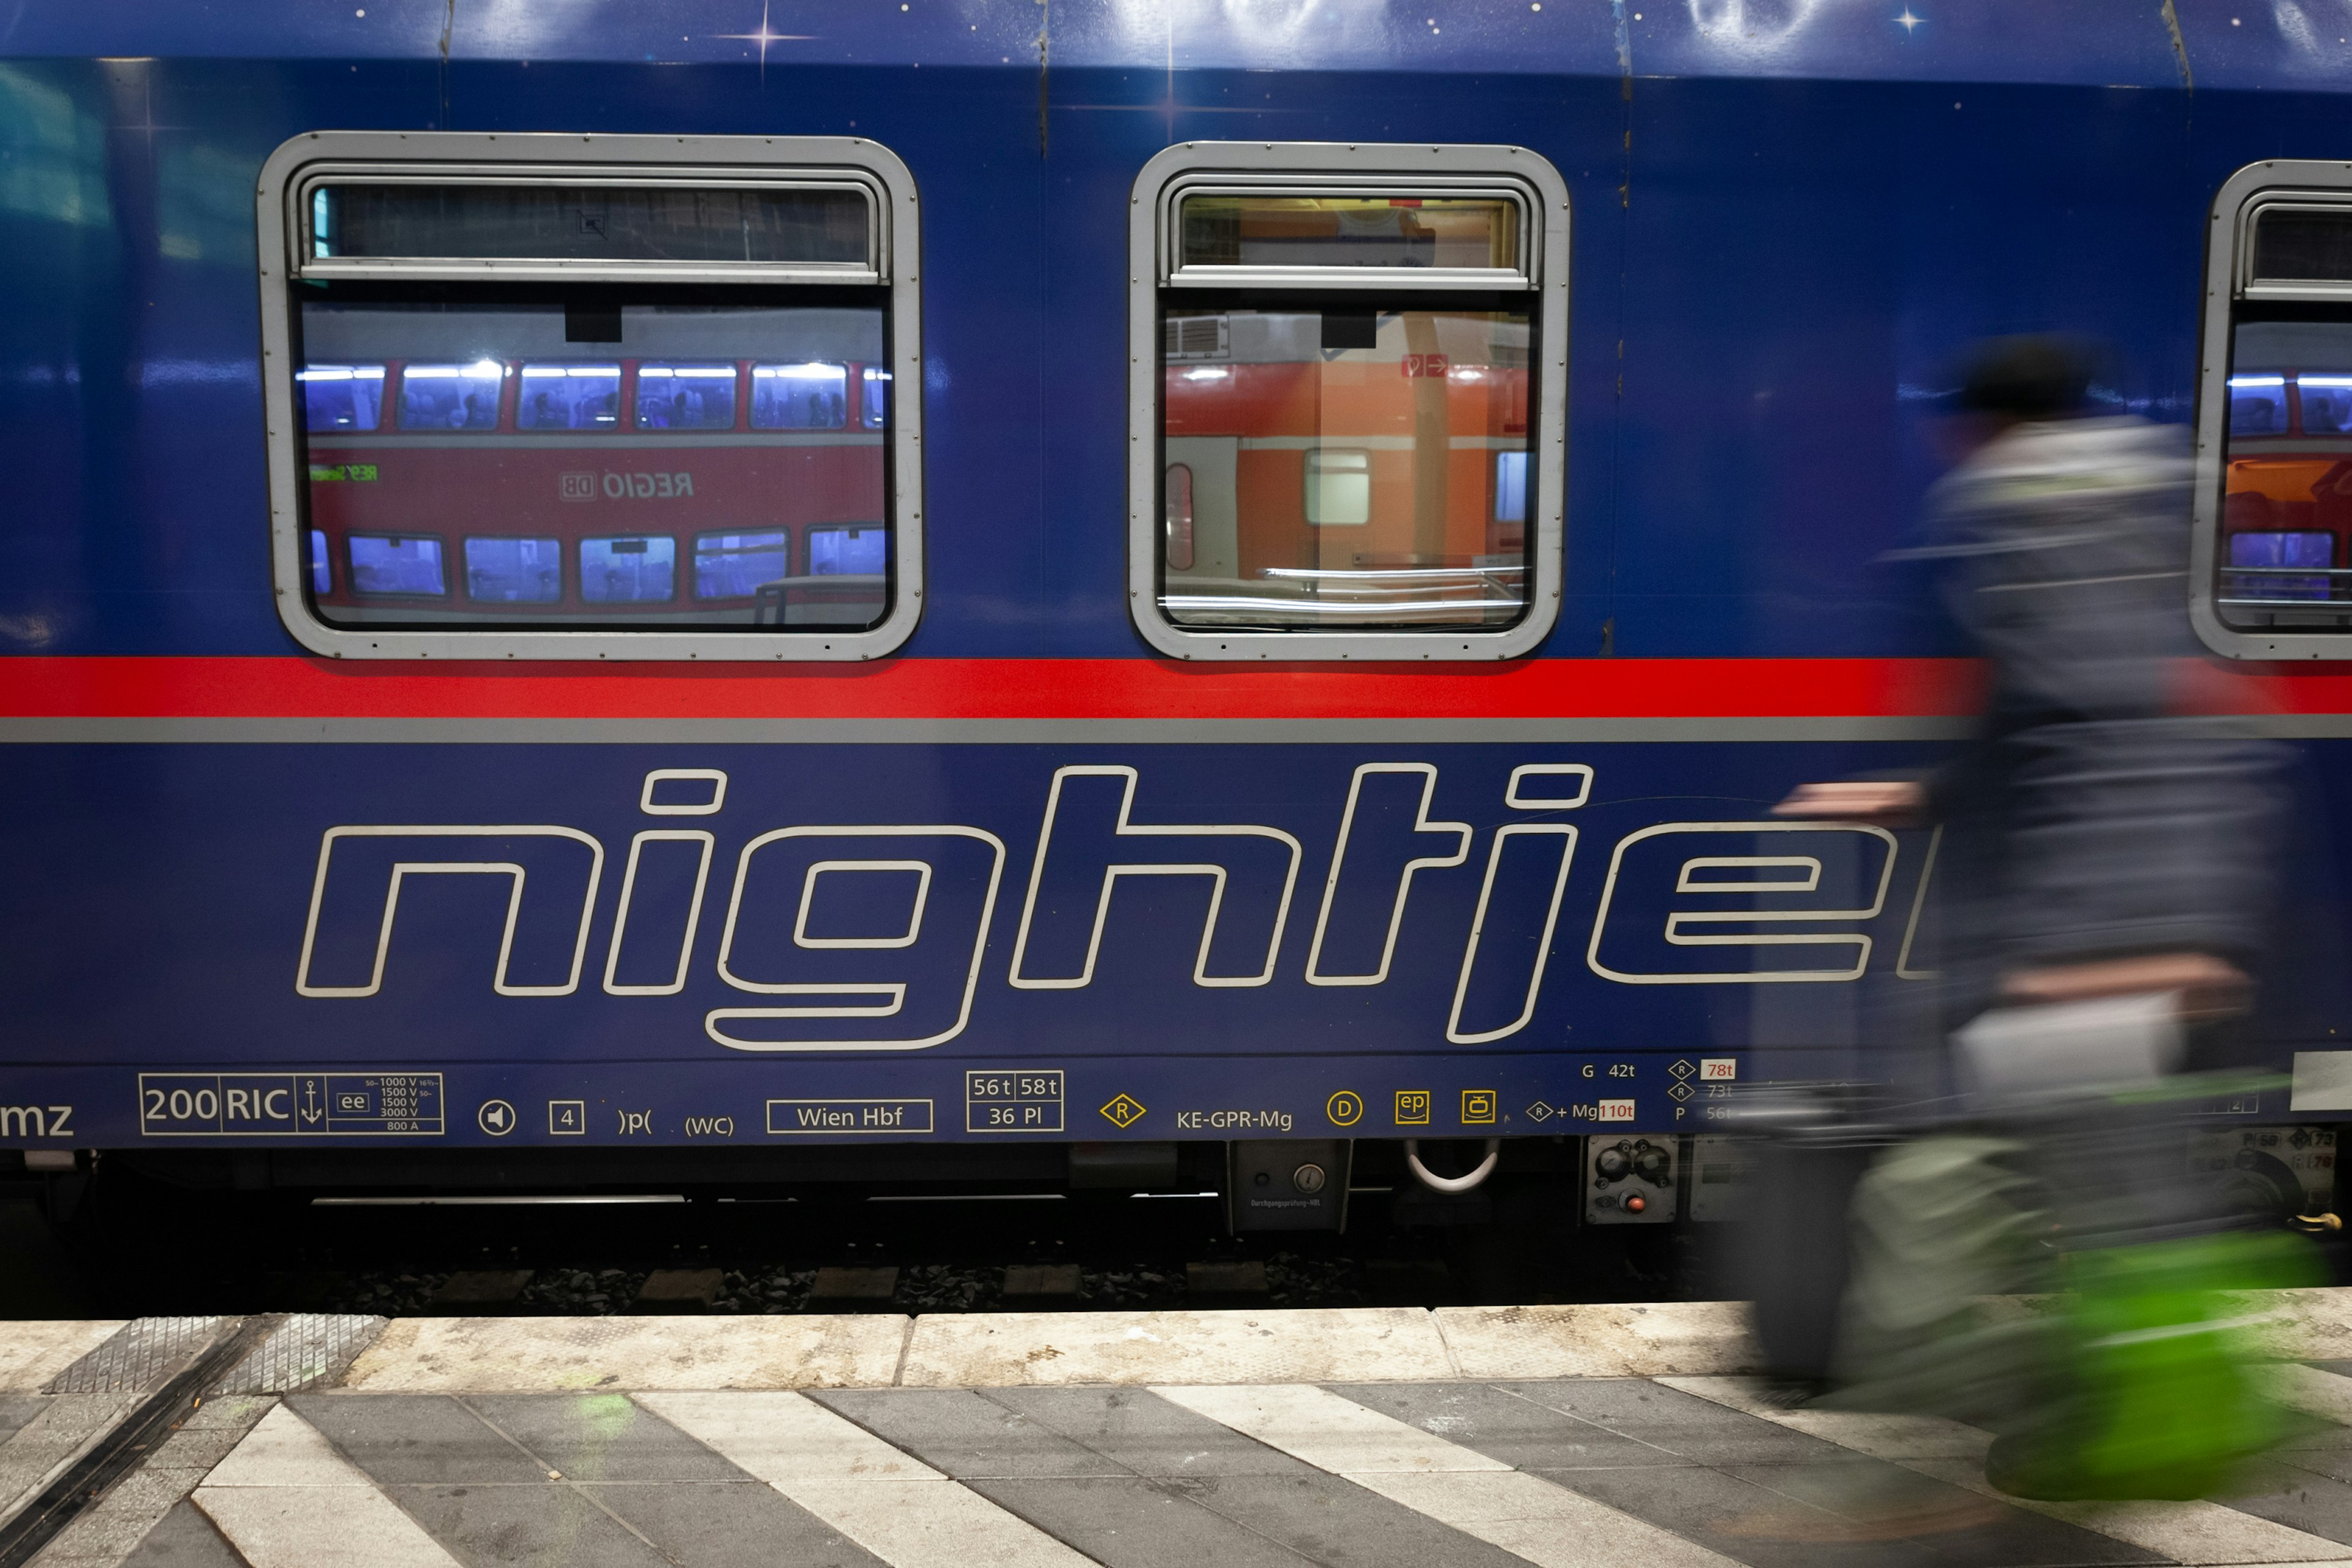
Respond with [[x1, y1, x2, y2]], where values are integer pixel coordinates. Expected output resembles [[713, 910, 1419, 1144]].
[[1936, 334, 2100, 461]]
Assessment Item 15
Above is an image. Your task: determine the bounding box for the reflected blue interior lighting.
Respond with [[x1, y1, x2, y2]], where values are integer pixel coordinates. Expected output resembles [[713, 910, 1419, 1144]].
[[308, 529, 331, 595], [348, 535, 446, 596], [2230, 390, 2285, 435], [580, 536, 676, 603], [517, 365, 621, 431], [2230, 529, 2335, 600], [300, 364, 384, 431], [399, 364, 502, 431], [694, 530, 790, 599], [752, 362, 850, 429], [809, 526, 886, 576], [464, 537, 563, 603], [637, 364, 738, 430]]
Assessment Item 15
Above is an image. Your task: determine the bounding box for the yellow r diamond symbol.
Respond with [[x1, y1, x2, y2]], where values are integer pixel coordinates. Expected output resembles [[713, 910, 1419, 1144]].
[[1099, 1093, 1147, 1129]]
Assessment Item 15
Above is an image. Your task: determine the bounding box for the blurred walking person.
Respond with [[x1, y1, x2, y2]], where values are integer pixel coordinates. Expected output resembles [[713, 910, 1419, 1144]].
[[1772, 336, 2310, 1499]]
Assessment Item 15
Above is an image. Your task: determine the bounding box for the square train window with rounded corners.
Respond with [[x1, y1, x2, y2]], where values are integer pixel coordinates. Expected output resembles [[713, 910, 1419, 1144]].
[[257, 133, 921, 661], [1129, 144, 1568, 662], [2196, 173, 2352, 655]]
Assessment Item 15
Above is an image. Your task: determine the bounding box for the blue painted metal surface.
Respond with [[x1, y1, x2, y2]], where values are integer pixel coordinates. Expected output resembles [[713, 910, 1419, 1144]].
[[1, 3, 2350, 1151]]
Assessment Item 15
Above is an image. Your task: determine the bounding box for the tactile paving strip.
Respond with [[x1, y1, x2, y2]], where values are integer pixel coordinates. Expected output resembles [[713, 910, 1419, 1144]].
[[213, 1314, 387, 1395], [43, 1317, 230, 1395]]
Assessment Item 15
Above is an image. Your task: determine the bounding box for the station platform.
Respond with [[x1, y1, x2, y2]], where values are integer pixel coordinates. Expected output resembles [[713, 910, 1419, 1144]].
[[6, 1298, 2352, 1568]]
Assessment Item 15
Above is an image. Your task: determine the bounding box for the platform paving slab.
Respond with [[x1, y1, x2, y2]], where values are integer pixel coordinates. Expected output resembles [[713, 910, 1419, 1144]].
[[1667, 1374, 2352, 1565], [53, 1373, 2352, 1568], [191, 1404, 464, 1567], [638, 1389, 1099, 1567], [337, 1313, 911, 1392], [112, 1499, 244, 1568], [34, 1395, 279, 1568], [0, 1325, 129, 1395], [1153, 1382, 1742, 1568], [900, 1307, 1454, 1388], [815, 1384, 1535, 1568], [6, 1310, 259, 1541], [1433, 1302, 1762, 1381]]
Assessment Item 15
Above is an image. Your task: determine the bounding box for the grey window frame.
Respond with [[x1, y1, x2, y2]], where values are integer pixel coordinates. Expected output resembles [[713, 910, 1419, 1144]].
[[1127, 141, 1569, 662], [257, 130, 922, 663], [2193, 159, 2352, 659]]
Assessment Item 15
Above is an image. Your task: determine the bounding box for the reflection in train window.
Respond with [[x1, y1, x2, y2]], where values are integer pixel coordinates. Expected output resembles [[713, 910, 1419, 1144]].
[[465, 537, 563, 603], [309, 530, 332, 595], [694, 530, 790, 598], [751, 362, 849, 429], [637, 364, 739, 430], [307, 181, 872, 268], [2304, 375, 2352, 434], [1303, 450, 1371, 526], [1176, 195, 1523, 273], [809, 525, 886, 576], [398, 362, 503, 431], [349, 535, 447, 596], [2230, 375, 2286, 436], [580, 535, 677, 603], [298, 364, 383, 431], [2227, 529, 2334, 601], [296, 301, 891, 633], [1494, 450, 1528, 524], [1165, 464, 1195, 571], [516, 365, 621, 431], [862, 368, 889, 429], [1158, 307, 1532, 631], [2217, 318, 2352, 630]]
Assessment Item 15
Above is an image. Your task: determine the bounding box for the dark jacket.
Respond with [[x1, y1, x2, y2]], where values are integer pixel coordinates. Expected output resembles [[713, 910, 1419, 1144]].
[[1910, 417, 2283, 1016]]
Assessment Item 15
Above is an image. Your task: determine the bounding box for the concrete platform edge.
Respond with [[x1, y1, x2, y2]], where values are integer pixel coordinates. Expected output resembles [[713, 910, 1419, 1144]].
[[23, 1286, 2352, 1396]]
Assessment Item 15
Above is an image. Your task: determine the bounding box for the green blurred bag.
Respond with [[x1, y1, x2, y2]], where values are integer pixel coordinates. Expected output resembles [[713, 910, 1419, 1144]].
[[1984, 1228, 2318, 1501], [1831, 1130, 2320, 1501]]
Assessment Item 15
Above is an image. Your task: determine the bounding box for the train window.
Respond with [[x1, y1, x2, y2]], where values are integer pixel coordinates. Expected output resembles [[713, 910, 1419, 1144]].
[[516, 364, 622, 431], [348, 535, 445, 596], [398, 363, 503, 431], [2190, 170, 2352, 654], [1175, 194, 1523, 274], [1128, 143, 1569, 660], [693, 530, 790, 599], [637, 364, 738, 431], [464, 537, 563, 603], [298, 363, 383, 431], [580, 535, 677, 603], [751, 363, 850, 429], [258, 132, 923, 660], [306, 183, 871, 272]]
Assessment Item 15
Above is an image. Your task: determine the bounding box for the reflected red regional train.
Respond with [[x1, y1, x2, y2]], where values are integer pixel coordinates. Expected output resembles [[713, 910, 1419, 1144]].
[[1160, 306, 1532, 630], [299, 341, 891, 628]]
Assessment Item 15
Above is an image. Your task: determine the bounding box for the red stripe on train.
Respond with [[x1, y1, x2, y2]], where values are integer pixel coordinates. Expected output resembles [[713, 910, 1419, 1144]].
[[0, 655, 2336, 722]]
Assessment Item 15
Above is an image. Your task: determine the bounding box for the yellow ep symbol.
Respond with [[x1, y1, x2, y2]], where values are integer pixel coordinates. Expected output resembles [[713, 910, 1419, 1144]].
[[1395, 1090, 1431, 1126], [1326, 1090, 1364, 1127]]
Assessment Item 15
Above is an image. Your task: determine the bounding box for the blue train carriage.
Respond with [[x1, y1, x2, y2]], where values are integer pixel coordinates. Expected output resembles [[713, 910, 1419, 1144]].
[[0, 2, 2348, 1232]]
